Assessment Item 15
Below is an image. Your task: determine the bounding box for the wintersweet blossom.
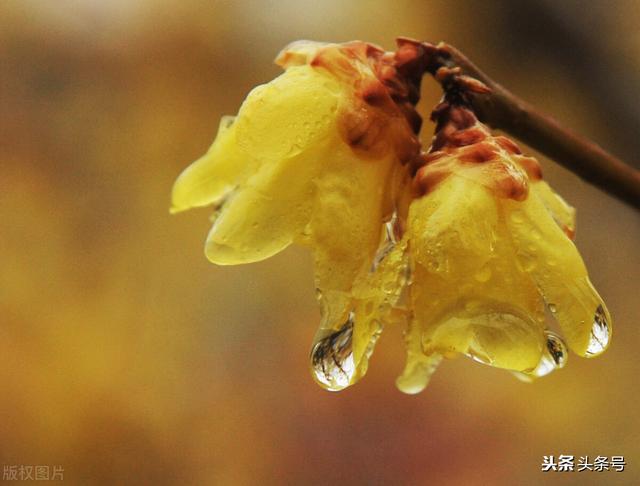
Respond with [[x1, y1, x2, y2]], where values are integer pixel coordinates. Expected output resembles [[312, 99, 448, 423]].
[[172, 39, 611, 393], [395, 102, 610, 393]]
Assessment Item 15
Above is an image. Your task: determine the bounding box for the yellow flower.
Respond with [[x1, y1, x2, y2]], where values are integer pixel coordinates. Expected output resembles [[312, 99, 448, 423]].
[[171, 40, 423, 389], [396, 104, 611, 393], [172, 39, 612, 394]]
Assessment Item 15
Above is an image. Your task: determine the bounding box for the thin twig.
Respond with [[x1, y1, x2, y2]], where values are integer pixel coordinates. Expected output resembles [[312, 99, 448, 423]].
[[425, 42, 640, 210]]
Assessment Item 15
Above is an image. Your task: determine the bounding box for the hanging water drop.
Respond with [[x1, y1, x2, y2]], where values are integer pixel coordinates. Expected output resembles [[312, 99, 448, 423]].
[[514, 330, 568, 381], [545, 332, 568, 367], [310, 313, 356, 391], [533, 330, 568, 377], [585, 304, 610, 357]]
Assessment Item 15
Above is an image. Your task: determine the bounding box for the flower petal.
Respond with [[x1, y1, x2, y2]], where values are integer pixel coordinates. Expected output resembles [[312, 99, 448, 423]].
[[531, 180, 576, 238], [171, 116, 241, 213], [409, 176, 498, 279], [204, 146, 318, 264], [504, 190, 612, 356], [408, 177, 546, 372]]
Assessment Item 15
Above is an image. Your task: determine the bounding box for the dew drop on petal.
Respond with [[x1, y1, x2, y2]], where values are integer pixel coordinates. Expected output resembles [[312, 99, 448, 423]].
[[585, 304, 610, 357], [310, 313, 356, 391], [548, 303, 557, 313], [370, 214, 399, 273]]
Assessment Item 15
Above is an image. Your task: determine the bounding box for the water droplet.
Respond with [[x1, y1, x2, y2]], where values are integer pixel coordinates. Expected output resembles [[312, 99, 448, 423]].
[[467, 352, 494, 366], [516, 331, 568, 380], [585, 305, 610, 356], [310, 314, 355, 391], [370, 214, 399, 272], [548, 303, 557, 313], [427, 259, 441, 272], [545, 332, 568, 368], [515, 252, 537, 273]]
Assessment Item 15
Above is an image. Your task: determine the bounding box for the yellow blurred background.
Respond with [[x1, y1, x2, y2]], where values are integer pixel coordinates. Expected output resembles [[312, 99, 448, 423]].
[[1, 1, 639, 484]]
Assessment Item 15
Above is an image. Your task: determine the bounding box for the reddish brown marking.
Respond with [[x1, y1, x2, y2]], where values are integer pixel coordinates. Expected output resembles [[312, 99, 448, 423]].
[[421, 151, 446, 164], [494, 135, 522, 154], [414, 165, 450, 195], [394, 42, 422, 68], [459, 142, 497, 163], [492, 164, 529, 201], [377, 64, 396, 83], [397, 101, 423, 134], [430, 101, 451, 122], [447, 106, 477, 129], [431, 123, 458, 151], [457, 75, 491, 94], [564, 226, 575, 240], [361, 78, 388, 106], [449, 128, 487, 147], [435, 66, 461, 82], [286, 40, 423, 161], [517, 155, 543, 180]]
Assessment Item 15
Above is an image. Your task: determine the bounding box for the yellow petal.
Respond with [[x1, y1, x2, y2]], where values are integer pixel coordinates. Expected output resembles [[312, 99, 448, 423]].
[[408, 177, 546, 372], [170, 116, 241, 213], [504, 190, 611, 356], [233, 65, 341, 161], [409, 176, 498, 279], [204, 144, 320, 264], [396, 317, 442, 394], [531, 180, 576, 238]]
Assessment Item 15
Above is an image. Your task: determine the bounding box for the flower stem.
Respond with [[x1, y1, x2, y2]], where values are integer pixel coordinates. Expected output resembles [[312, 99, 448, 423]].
[[423, 42, 640, 210]]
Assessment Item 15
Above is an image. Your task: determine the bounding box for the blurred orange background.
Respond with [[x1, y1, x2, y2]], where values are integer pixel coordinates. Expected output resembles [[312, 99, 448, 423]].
[[1, 1, 639, 484]]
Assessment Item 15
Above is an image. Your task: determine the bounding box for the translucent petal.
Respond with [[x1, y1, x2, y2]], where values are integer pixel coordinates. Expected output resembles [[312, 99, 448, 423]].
[[350, 227, 410, 381], [397, 318, 442, 394], [171, 116, 241, 213], [173, 64, 341, 214], [504, 190, 612, 356], [233, 65, 341, 161], [408, 177, 546, 372], [204, 144, 320, 264], [408, 176, 498, 279], [531, 180, 576, 238], [309, 144, 398, 298], [311, 220, 410, 390]]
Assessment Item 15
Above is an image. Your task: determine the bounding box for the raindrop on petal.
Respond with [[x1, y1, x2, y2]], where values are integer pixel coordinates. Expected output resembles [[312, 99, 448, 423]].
[[370, 214, 399, 273]]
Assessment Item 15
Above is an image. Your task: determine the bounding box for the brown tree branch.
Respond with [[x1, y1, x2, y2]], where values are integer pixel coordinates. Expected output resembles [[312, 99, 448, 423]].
[[424, 42, 640, 210]]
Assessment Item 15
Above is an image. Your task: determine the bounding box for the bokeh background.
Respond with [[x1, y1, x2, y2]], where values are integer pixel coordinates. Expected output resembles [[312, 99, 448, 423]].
[[1, 1, 639, 484]]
